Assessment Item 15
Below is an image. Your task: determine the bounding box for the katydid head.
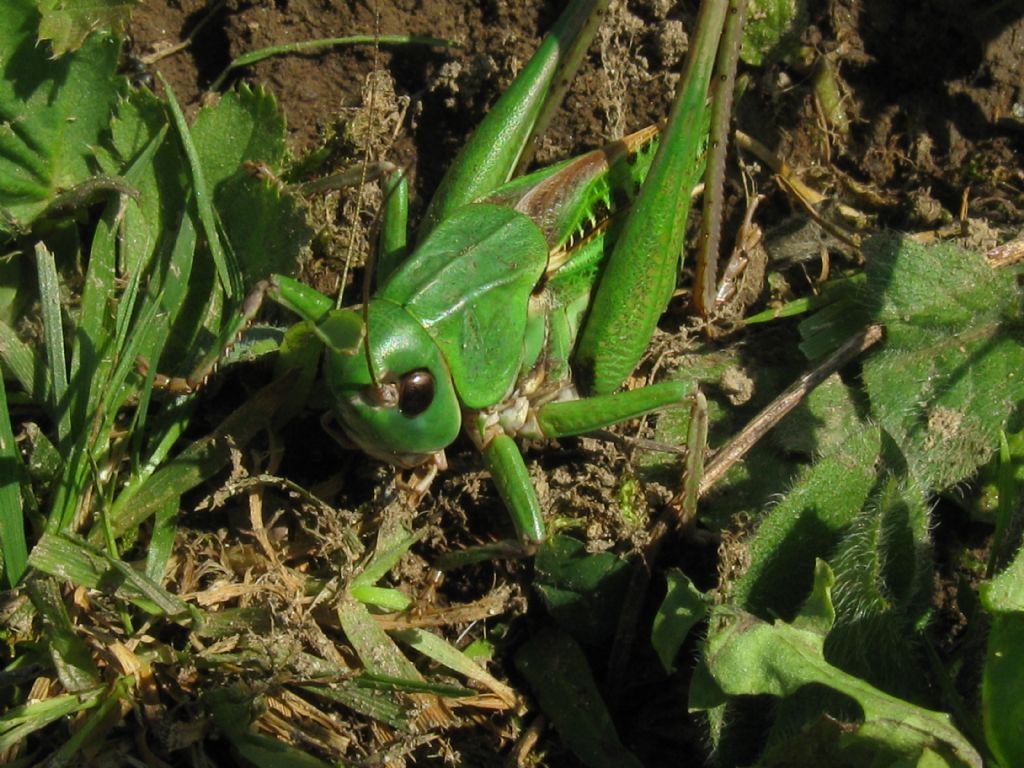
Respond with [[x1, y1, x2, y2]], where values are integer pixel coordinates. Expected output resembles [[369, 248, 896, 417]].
[[324, 299, 462, 468]]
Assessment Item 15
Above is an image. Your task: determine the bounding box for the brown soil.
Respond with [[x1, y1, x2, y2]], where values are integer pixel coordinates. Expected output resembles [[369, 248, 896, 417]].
[[121, 0, 1023, 765]]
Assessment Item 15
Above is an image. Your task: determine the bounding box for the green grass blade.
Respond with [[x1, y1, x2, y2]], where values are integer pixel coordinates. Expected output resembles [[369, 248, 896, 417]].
[[67, 197, 116, 392], [101, 372, 296, 541], [391, 627, 517, 706], [347, 585, 412, 611], [0, 687, 104, 751], [354, 674, 473, 698], [349, 527, 423, 588], [28, 532, 195, 621], [126, 213, 198, 469], [33, 243, 70, 445], [336, 595, 421, 681], [159, 74, 237, 297], [45, 676, 133, 766], [298, 682, 410, 730], [144, 497, 178, 584], [123, 398, 195, 503], [988, 431, 1018, 576], [209, 34, 456, 91], [0, 320, 46, 405], [26, 577, 101, 692], [0, 380, 27, 586]]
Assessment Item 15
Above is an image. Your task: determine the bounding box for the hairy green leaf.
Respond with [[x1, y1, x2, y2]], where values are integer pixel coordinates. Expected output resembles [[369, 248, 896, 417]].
[[826, 477, 934, 699], [704, 561, 982, 767], [802, 235, 1024, 491], [729, 425, 881, 618]]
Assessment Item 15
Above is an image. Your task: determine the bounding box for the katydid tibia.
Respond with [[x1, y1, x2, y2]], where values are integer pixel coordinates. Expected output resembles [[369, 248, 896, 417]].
[[213, 0, 729, 558]]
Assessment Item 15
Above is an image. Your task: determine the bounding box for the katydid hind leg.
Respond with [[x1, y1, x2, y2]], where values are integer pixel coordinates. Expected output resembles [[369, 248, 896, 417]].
[[536, 380, 691, 439], [573, 1, 730, 396]]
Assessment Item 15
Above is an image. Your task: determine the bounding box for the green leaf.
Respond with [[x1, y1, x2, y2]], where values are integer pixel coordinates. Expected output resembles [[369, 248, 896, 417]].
[[980, 541, 1024, 766], [534, 535, 632, 647], [982, 609, 1024, 767], [37, 0, 138, 56], [703, 561, 982, 767], [190, 85, 310, 282], [771, 372, 863, 456], [982, 542, 1024, 613], [190, 85, 286, 190], [651, 568, 708, 672], [0, 0, 122, 232], [515, 625, 644, 768]]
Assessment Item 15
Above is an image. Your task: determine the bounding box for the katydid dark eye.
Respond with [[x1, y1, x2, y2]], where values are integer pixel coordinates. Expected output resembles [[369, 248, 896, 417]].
[[398, 369, 434, 417]]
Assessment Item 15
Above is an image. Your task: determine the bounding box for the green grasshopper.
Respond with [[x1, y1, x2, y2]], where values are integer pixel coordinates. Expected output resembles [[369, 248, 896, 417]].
[[204, 0, 730, 557]]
